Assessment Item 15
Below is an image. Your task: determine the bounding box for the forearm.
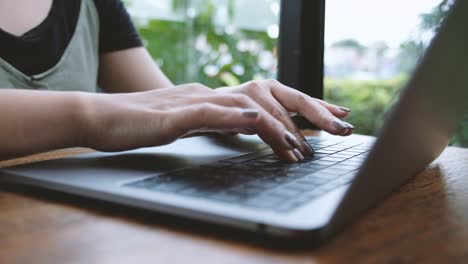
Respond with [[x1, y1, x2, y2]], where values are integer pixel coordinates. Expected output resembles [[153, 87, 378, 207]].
[[0, 89, 90, 160]]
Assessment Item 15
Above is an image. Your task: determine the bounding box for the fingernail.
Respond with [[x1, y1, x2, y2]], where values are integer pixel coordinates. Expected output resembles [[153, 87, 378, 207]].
[[332, 119, 349, 130], [285, 131, 301, 150], [339, 106, 352, 113], [343, 121, 354, 129], [242, 110, 259, 118], [286, 150, 299, 163], [301, 141, 315, 155], [341, 128, 350, 136], [292, 148, 304, 161], [344, 128, 353, 136]]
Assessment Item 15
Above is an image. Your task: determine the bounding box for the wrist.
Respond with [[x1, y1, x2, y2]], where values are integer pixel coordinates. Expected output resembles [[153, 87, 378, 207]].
[[72, 92, 102, 149], [74, 92, 134, 151]]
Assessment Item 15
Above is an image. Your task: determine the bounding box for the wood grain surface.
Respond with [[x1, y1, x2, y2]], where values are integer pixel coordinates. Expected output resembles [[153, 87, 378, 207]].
[[1, 136, 467, 264]]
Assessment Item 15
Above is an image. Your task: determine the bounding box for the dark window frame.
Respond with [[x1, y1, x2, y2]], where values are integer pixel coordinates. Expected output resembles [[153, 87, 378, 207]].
[[278, 0, 326, 99], [277, 0, 326, 128]]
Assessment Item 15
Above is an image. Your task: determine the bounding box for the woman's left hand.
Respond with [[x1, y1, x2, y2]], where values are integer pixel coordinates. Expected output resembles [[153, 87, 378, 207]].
[[218, 79, 354, 156]]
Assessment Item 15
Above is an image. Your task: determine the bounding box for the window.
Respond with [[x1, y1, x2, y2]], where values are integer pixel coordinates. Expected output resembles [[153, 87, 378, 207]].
[[125, 0, 325, 95], [322, 0, 468, 146], [126, 0, 467, 147], [126, 0, 282, 88]]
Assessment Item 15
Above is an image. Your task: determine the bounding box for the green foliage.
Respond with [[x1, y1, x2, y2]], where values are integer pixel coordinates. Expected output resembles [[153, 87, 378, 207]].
[[331, 39, 367, 55], [420, 0, 454, 32], [138, 20, 188, 84], [325, 78, 468, 147], [451, 115, 468, 147], [134, 0, 276, 87], [398, 41, 425, 74], [324, 77, 407, 136]]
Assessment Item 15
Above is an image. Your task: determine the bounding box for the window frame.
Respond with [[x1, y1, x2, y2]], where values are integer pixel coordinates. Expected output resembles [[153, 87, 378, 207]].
[[277, 0, 325, 128], [278, 0, 326, 100]]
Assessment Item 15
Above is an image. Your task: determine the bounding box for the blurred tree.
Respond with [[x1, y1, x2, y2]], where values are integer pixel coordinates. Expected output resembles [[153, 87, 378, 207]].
[[397, 40, 425, 74], [420, 0, 454, 32], [127, 0, 277, 87], [394, 1, 452, 76], [325, 77, 406, 136], [331, 39, 367, 56]]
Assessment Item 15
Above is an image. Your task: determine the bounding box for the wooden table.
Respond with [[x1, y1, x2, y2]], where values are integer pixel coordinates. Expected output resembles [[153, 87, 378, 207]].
[[1, 134, 468, 264]]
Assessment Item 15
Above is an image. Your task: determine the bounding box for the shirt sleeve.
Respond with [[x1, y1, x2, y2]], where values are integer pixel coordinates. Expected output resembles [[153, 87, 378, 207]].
[[94, 0, 143, 54]]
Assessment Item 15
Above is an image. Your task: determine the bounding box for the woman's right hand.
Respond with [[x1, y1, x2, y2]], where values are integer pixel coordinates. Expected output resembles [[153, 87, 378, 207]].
[[81, 83, 305, 162]]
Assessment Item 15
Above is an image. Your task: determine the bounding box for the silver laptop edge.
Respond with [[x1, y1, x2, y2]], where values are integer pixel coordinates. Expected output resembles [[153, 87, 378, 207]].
[[326, 0, 468, 238], [1, 1, 467, 243]]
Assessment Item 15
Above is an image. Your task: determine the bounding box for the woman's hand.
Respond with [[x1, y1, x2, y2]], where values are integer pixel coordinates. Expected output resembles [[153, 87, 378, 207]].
[[218, 79, 354, 158], [82, 81, 353, 163]]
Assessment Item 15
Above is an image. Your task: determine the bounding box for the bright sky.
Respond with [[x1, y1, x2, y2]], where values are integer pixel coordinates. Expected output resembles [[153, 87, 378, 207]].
[[325, 0, 442, 48], [129, 0, 443, 48]]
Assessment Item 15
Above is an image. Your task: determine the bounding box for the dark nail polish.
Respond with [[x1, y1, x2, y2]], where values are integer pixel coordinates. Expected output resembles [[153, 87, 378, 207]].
[[292, 148, 304, 161], [339, 106, 352, 113], [332, 119, 348, 130], [243, 110, 259, 118], [343, 121, 354, 129], [301, 141, 315, 155], [285, 131, 301, 150], [341, 129, 350, 136]]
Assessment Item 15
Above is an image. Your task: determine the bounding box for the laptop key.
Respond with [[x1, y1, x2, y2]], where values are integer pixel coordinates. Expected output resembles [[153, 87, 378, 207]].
[[319, 156, 346, 162], [299, 189, 326, 201], [228, 185, 266, 196], [244, 179, 282, 189], [301, 163, 329, 170], [211, 191, 243, 202], [296, 176, 329, 185], [320, 167, 351, 175], [333, 164, 360, 171], [340, 160, 364, 166], [221, 148, 274, 164], [310, 160, 338, 166], [283, 182, 315, 192], [267, 187, 303, 198]]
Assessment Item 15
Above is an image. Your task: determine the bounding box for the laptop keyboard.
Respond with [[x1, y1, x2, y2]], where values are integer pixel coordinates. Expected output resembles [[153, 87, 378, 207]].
[[124, 137, 372, 212]]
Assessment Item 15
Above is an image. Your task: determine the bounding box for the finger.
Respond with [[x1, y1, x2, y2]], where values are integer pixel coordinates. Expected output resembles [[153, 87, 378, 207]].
[[270, 83, 354, 135], [173, 104, 260, 134], [198, 94, 305, 162], [173, 102, 300, 162], [315, 99, 351, 118], [254, 115, 305, 162], [242, 92, 314, 156], [343, 127, 354, 136], [226, 81, 313, 156], [274, 147, 304, 163]]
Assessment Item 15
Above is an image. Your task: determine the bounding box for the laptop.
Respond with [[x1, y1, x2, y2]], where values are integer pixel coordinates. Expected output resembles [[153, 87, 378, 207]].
[[1, 1, 467, 244]]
